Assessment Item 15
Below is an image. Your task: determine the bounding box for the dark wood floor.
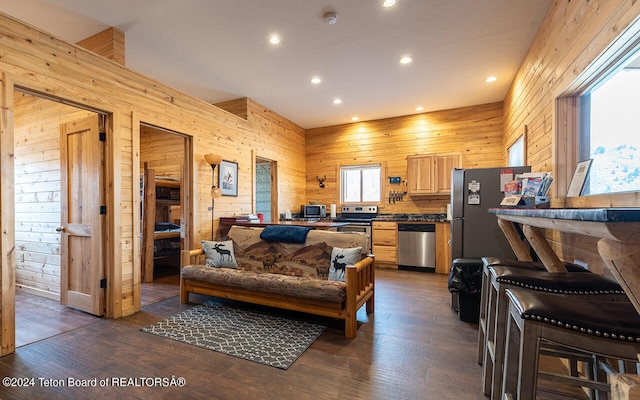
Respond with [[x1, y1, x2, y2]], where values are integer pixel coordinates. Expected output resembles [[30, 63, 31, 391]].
[[1, 269, 582, 399]]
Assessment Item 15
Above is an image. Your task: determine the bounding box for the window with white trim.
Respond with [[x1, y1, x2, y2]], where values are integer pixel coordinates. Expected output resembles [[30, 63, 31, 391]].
[[340, 164, 381, 203]]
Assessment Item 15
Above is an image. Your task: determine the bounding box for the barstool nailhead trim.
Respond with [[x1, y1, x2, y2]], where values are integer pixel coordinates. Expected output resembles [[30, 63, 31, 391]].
[[499, 278, 624, 295], [521, 312, 640, 342]]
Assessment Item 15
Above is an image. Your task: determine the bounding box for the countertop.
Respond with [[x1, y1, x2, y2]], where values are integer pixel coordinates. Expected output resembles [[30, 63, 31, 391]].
[[374, 213, 448, 222], [228, 220, 350, 229], [488, 207, 640, 222]]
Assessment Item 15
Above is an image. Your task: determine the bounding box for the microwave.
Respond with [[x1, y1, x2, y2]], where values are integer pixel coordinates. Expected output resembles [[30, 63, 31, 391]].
[[302, 204, 326, 218]]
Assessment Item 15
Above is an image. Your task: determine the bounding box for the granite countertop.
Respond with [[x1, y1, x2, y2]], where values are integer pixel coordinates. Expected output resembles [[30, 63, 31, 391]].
[[374, 213, 448, 222], [231, 220, 350, 228], [488, 207, 640, 222]]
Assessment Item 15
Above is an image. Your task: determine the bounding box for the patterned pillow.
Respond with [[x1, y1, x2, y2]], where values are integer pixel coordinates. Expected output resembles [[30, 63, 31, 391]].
[[201, 240, 238, 269], [328, 247, 362, 282]]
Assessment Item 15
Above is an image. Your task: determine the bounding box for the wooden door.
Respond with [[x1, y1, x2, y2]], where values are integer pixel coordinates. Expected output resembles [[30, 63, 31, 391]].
[[59, 115, 105, 316]]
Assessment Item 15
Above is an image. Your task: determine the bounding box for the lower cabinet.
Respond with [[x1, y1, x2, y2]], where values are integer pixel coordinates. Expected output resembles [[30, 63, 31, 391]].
[[372, 220, 451, 273], [372, 221, 397, 267], [435, 222, 451, 275]]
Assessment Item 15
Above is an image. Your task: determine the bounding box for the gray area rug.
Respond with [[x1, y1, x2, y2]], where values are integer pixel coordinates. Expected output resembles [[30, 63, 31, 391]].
[[140, 300, 327, 369]]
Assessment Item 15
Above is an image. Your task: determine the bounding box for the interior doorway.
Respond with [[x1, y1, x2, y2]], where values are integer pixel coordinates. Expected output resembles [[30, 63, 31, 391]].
[[139, 123, 191, 305], [13, 89, 108, 347], [255, 156, 278, 222]]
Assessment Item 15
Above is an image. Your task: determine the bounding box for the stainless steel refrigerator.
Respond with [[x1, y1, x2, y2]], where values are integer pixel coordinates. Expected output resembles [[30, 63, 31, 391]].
[[450, 166, 531, 261]]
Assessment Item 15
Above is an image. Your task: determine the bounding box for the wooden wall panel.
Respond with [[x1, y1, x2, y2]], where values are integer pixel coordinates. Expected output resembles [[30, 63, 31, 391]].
[[246, 98, 307, 217], [76, 27, 125, 66], [305, 102, 506, 214], [503, 0, 640, 274], [0, 11, 310, 325], [140, 125, 185, 178]]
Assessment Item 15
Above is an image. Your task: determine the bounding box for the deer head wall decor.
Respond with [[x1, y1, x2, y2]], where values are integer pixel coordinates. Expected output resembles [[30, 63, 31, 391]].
[[316, 175, 326, 189]]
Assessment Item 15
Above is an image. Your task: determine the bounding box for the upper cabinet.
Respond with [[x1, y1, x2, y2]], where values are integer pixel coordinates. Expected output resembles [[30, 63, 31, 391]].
[[407, 153, 461, 195]]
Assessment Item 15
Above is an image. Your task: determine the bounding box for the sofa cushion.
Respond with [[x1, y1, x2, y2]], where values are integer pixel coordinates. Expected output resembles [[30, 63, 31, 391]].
[[328, 247, 362, 282], [201, 240, 239, 269], [182, 265, 346, 303]]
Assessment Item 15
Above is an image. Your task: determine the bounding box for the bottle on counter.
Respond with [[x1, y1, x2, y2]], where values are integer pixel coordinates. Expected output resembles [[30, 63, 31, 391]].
[[285, 209, 292, 219]]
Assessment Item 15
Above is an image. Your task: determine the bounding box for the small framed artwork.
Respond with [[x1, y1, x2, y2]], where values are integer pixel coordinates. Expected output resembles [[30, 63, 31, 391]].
[[219, 160, 238, 196], [566, 159, 592, 197]]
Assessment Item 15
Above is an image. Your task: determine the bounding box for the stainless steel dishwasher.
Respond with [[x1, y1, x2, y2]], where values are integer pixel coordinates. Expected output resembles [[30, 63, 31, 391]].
[[397, 223, 436, 272]]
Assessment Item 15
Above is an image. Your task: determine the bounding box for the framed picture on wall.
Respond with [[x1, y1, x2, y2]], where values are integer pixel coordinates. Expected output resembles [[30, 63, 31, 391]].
[[219, 160, 238, 196], [566, 159, 592, 197]]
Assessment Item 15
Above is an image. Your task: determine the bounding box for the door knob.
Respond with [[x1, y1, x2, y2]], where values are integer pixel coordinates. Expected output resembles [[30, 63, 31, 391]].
[[55, 226, 65, 232]]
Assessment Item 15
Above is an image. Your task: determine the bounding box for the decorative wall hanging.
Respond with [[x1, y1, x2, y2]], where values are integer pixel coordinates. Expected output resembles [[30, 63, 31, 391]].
[[220, 160, 238, 196]]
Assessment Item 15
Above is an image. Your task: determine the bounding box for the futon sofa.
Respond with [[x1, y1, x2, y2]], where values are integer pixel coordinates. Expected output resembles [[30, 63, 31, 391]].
[[180, 225, 375, 338]]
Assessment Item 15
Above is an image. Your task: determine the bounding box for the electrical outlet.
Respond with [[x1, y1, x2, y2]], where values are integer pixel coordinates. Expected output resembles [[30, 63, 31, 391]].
[[573, 259, 590, 270]]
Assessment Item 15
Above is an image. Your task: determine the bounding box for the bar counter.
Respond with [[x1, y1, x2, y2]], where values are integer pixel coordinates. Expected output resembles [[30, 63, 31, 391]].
[[488, 207, 640, 314]]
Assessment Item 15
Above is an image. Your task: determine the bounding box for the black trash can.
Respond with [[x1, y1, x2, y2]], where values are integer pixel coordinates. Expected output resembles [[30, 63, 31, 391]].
[[448, 258, 483, 323]]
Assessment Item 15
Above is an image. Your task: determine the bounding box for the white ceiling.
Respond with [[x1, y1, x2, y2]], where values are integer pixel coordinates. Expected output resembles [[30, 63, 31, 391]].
[[0, 0, 553, 129]]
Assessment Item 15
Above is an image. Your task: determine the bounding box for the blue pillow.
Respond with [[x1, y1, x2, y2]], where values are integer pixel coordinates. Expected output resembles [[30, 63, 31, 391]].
[[259, 225, 312, 244]]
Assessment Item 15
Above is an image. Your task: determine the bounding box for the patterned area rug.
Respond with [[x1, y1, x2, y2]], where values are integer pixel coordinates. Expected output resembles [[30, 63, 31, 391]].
[[140, 300, 327, 369]]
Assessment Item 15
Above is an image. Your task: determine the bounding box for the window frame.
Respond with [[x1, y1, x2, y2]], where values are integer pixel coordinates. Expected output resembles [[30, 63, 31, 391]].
[[555, 18, 640, 208], [339, 163, 382, 204], [508, 130, 527, 167]]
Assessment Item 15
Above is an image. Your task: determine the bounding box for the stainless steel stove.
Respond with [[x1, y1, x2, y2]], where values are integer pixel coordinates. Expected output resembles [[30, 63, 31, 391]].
[[335, 205, 378, 223]]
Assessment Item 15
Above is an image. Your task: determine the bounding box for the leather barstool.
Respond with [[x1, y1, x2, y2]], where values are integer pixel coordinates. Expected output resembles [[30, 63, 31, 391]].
[[477, 257, 589, 365], [482, 266, 626, 399], [502, 288, 640, 400]]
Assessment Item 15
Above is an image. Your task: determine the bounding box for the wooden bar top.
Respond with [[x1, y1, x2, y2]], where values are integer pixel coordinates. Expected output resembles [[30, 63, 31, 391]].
[[488, 208, 640, 243]]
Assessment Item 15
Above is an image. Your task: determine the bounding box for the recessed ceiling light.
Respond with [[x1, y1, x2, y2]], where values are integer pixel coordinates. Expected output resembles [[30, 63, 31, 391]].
[[383, 0, 396, 7], [310, 77, 321, 84], [400, 56, 413, 64], [416, 106, 424, 112], [485, 76, 497, 83], [269, 35, 280, 45], [352, 116, 360, 121], [333, 98, 343, 105]]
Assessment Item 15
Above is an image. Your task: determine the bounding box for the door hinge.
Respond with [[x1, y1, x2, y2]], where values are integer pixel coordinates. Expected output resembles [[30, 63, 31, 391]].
[[99, 131, 106, 142], [100, 278, 107, 289], [100, 205, 107, 215]]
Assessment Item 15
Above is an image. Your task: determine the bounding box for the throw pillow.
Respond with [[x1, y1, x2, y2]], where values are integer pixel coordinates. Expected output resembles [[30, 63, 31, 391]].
[[328, 247, 362, 282], [201, 240, 238, 269]]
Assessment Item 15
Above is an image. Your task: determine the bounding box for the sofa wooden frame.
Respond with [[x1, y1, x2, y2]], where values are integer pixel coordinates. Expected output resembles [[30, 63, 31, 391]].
[[180, 249, 375, 338]]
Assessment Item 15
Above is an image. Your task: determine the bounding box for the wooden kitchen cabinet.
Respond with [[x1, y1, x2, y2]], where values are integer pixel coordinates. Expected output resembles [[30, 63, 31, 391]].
[[373, 220, 451, 273], [435, 222, 451, 274], [406, 154, 435, 194], [372, 221, 397, 267], [407, 153, 461, 195]]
